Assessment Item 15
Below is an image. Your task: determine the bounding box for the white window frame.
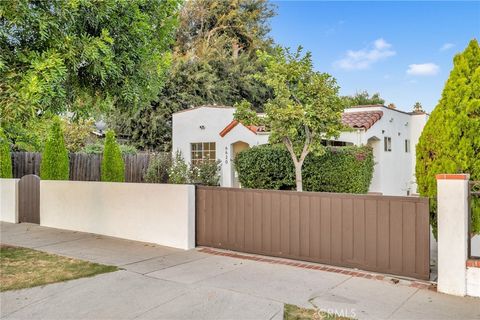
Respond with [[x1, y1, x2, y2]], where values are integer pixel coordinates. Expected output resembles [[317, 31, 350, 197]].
[[384, 137, 392, 152]]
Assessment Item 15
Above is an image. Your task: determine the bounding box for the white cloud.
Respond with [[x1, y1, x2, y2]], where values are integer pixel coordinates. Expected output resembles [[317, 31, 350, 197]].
[[440, 43, 455, 51], [406, 63, 440, 76], [334, 38, 396, 70]]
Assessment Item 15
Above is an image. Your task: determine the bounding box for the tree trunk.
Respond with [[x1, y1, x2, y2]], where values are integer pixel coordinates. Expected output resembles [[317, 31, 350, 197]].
[[283, 136, 309, 192], [294, 161, 303, 192]]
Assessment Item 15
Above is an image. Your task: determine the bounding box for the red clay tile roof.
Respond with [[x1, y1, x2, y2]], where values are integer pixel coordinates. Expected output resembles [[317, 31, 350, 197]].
[[219, 120, 266, 137], [342, 111, 383, 130], [219, 111, 383, 137]]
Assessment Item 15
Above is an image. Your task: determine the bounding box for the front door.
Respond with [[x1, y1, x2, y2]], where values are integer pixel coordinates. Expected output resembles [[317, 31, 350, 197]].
[[231, 141, 249, 188]]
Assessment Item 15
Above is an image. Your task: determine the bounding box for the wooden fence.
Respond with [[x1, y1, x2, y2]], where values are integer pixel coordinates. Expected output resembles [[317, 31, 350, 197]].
[[11, 152, 163, 183], [196, 186, 431, 280]]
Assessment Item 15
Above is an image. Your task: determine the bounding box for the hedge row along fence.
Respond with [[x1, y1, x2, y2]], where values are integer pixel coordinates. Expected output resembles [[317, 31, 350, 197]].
[[234, 145, 374, 194], [11, 152, 167, 183]]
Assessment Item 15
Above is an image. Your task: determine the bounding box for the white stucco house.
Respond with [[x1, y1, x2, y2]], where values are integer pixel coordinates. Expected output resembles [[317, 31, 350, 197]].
[[172, 104, 428, 196]]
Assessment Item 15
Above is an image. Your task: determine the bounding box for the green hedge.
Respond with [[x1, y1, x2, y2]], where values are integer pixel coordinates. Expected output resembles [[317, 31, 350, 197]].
[[234, 144, 374, 193]]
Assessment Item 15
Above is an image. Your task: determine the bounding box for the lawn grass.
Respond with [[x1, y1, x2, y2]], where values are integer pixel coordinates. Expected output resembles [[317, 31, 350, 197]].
[[284, 304, 354, 320], [0, 244, 118, 292]]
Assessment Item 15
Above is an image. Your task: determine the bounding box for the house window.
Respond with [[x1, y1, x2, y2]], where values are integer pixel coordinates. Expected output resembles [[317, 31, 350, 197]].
[[384, 137, 392, 152], [191, 142, 216, 165], [321, 140, 353, 147], [405, 139, 410, 153]]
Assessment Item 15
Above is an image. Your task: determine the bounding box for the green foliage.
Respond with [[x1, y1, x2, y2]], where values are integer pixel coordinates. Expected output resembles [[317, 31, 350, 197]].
[[2, 115, 94, 152], [189, 160, 221, 186], [40, 118, 69, 180], [144, 153, 171, 184], [61, 118, 95, 152], [234, 145, 295, 190], [303, 146, 374, 193], [169, 151, 189, 184], [0, 128, 13, 178], [81, 143, 105, 155], [101, 131, 125, 182], [236, 46, 344, 191], [1, 0, 180, 130], [341, 90, 385, 107], [82, 142, 137, 155], [112, 0, 275, 150], [235, 144, 374, 193], [416, 39, 480, 236], [234, 100, 262, 126]]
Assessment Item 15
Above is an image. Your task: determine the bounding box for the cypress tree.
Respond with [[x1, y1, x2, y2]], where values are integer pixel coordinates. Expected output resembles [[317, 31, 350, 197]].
[[416, 39, 480, 236], [101, 130, 125, 182], [0, 128, 13, 178], [40, 117, 70, 180]]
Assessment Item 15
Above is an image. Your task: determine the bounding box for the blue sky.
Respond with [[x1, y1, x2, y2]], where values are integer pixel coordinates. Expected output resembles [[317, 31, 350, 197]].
[[269, 1, 480, 112]]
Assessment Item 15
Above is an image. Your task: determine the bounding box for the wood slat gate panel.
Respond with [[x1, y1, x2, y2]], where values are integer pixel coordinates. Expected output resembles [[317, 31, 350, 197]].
[[18, 175, 40, 224], [196, 186, 430, 280]]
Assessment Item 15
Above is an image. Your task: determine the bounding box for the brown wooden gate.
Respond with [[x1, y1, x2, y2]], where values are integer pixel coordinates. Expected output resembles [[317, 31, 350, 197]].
[[18, 175, 40, 224], [196, 186, 430, 280]]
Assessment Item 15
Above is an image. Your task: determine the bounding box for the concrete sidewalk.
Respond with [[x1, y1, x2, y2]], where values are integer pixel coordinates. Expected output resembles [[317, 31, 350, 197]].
[[1, 222, 479, 320]]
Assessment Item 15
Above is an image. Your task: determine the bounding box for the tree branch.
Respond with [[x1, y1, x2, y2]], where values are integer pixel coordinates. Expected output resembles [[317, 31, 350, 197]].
[[283, 136, 299, 164], [299, 125, 311, 164]]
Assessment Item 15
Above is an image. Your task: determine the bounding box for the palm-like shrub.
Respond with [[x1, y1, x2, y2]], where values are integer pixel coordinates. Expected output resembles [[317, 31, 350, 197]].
[[40, 118, 69, 180], [0, 129, 13, 178], [101, 130, 125, 182]]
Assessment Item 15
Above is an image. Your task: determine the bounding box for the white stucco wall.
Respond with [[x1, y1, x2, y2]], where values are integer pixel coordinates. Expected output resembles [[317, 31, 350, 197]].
[[172, 106, 269, 187], [0, 178, 19, 223], [466, 266, 480, 297], [338, 106, 428, 196], [436, 175, 469, 296], [40, 181, 195, 250], [409, 114, 429, 194]]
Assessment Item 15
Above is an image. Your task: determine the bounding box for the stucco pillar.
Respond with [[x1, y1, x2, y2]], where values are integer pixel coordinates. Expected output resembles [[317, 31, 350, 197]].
[[436, 173, 470, 296]]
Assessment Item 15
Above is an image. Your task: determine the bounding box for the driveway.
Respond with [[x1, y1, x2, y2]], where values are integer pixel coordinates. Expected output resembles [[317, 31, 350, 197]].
[[1, 222, 479, 320]]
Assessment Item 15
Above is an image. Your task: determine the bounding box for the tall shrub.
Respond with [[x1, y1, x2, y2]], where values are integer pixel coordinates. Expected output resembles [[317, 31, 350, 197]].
[[234, 144, 374, 194], [101, 130, 125, 182], [40, 118, 69, 180], [416, 39, 480, 236], [0, 128, 13, 178], [144, 153, 171, 183]]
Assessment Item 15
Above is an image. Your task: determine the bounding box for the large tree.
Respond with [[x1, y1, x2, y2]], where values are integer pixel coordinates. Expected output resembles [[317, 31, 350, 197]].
[[341, 90, 385, 107], [0, 0, 180, 141], [416, 39, 480, 235], [236, 46, 344, 191], [112, 0, 275, 151]]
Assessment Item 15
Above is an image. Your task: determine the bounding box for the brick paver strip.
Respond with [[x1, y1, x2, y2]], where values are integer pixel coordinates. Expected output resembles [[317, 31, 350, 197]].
[[197, 247, 437, 292]]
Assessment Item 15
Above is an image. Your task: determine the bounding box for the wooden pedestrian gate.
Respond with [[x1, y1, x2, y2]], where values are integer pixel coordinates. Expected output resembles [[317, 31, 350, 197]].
[[196, 186, 430, 280], [18, 174, 40, 224]]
